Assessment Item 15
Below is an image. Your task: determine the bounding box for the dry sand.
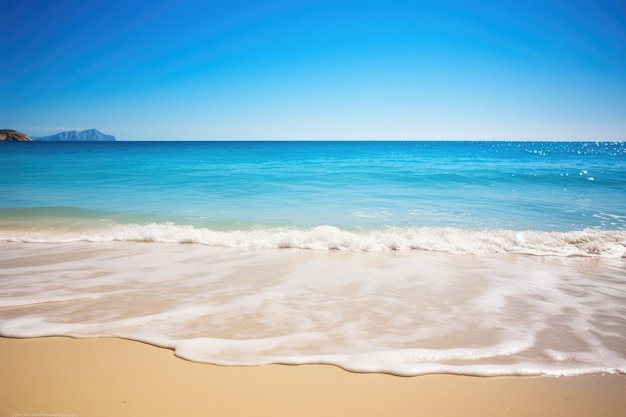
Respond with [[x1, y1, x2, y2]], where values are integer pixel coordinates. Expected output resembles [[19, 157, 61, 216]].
[[1, 336, 625, 417]]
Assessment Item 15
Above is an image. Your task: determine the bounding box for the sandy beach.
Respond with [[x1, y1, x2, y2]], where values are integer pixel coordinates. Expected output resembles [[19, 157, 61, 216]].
[[1, 336, 625, 417]]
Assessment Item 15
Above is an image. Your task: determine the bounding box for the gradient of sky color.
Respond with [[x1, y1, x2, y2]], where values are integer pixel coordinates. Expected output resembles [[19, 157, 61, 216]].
[[1, 0, 625, 140]]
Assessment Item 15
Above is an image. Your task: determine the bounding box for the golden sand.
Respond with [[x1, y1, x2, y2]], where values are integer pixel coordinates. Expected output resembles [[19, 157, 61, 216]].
[[1, 336, 625, 417]]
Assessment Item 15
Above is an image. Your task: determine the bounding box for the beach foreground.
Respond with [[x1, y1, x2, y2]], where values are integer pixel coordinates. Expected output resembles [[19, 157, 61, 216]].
[[2, 337, 625, 417]]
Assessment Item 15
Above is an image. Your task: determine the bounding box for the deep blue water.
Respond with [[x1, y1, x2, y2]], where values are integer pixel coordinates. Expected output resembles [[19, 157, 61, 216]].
[[2, 141, 625, 232], [2, 141, 626, 375]]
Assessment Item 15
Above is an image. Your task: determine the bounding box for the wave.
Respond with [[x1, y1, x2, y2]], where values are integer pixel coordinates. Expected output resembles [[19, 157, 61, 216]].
[[2, 223, 625, 258]]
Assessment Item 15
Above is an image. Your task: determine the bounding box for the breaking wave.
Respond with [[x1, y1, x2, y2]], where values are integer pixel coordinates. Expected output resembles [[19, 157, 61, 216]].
[[2, 223, 625, 258]]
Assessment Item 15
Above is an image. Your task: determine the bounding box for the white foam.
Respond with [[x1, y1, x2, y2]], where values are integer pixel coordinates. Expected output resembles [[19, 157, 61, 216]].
[[1, 241, 625, 376], [1, 223, 625, 257]]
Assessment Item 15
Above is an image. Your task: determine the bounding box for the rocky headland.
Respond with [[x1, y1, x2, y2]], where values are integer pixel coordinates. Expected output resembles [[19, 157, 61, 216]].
[[0, 129, 32, 141]]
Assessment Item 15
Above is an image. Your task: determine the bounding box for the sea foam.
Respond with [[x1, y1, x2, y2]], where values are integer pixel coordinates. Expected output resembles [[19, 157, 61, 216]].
[[1, 223, 625, 257], [2, 141, 625, 376], [1, 241, 625, 376]]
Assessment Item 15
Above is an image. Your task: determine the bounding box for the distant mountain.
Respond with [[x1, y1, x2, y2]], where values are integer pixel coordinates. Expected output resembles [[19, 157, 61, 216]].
[[0, 129, 32, 141], [33, 129, 116, 141]]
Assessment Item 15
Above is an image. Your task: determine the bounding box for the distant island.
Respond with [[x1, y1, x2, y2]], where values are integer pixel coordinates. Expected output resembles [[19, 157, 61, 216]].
[[33, 128, 116, 141], [1, 128, 116, 142]]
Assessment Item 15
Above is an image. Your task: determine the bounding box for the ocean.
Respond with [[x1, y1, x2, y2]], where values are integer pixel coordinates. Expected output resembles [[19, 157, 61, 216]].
[[1, 140, 625, 376]]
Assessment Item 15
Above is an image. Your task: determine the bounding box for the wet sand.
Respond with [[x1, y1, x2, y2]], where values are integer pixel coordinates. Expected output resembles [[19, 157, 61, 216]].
[[1, 336, 625, 417]]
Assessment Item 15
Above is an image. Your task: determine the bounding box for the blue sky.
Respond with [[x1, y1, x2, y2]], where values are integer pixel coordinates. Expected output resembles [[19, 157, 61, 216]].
[[1, 0, 625, 140]]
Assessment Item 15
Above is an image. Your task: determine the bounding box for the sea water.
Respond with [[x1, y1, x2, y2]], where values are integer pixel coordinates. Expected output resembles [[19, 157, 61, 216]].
[[1, 141, 625, 376]]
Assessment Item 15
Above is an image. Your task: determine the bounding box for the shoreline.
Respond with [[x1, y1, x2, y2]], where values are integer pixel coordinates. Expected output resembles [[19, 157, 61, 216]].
[[2, 336, 625, 417]]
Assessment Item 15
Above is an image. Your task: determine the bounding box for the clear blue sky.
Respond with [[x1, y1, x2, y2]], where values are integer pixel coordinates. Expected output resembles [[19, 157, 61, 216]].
[[1, 0, 625, 140]]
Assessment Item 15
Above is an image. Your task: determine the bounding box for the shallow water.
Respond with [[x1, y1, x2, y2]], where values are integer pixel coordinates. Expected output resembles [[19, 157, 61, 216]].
[[1, 141, 625, 375], [1, 242, 624, 376]]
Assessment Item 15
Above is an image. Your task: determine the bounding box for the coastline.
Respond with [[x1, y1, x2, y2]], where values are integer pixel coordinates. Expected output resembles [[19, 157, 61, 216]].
[[2, 336, 625, 417]]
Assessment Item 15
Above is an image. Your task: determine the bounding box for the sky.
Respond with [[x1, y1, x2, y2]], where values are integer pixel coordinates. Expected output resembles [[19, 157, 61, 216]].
[[1, 0, 625, 140]]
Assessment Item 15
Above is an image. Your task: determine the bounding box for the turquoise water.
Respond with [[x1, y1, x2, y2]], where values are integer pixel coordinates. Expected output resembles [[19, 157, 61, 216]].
[[1, 141, 625, 254], [1, 141, 626, 376]]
